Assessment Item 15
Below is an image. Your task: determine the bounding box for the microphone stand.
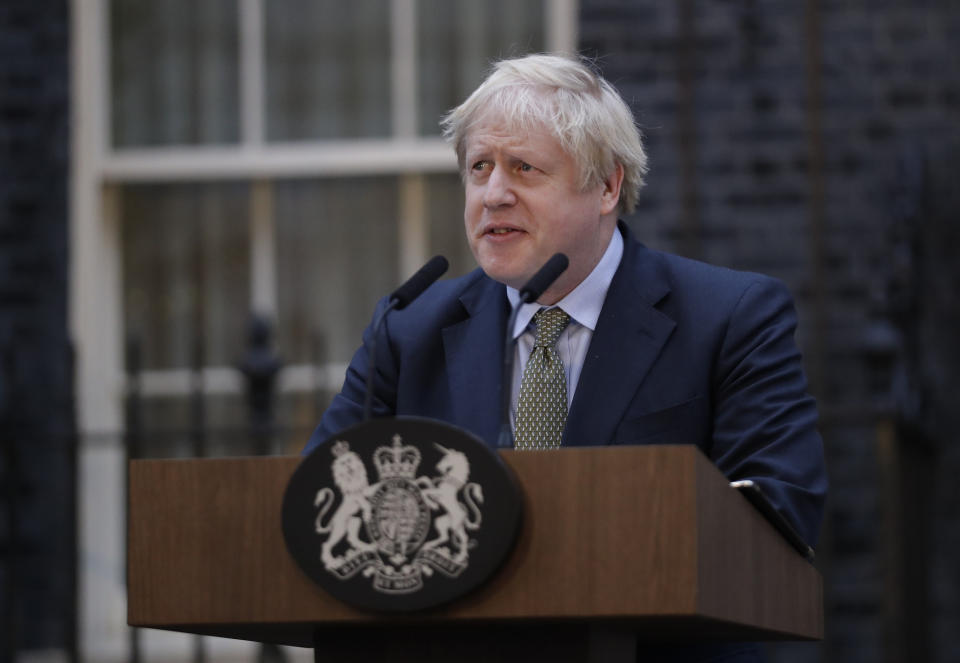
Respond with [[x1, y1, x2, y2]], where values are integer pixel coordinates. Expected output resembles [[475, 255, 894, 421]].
[[363, 299, 399, 422], [497, 303, 523, 448], [363, 256, 449, 421]]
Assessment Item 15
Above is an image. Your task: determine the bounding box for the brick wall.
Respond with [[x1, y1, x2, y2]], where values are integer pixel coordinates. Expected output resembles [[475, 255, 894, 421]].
[[580, 1, 960, 661], [0, 0, 74, 656]]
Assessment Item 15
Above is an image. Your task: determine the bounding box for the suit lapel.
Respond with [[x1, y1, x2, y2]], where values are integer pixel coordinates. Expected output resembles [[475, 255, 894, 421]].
[[563, 226, 676, 447], [441, 275, 509, 449]]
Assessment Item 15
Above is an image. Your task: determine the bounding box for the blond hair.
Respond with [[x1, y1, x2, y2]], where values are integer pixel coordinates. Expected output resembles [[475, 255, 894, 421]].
[[440, 54, 648, 214]]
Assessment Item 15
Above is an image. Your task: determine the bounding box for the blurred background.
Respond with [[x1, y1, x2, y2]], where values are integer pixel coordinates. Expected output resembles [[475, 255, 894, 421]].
[[2, 0, 958, 661]]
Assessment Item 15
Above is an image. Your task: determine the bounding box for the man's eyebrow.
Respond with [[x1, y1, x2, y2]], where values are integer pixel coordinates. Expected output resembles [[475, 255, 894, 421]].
[[464, 145, 488, 158]]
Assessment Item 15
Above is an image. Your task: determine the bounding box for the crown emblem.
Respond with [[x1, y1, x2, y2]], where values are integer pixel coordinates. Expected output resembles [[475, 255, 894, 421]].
[[373, 434, 421, 480]]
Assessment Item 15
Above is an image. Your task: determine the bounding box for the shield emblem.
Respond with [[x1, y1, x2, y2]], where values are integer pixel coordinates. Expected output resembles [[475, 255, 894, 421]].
[[282, 416, 523, 611]]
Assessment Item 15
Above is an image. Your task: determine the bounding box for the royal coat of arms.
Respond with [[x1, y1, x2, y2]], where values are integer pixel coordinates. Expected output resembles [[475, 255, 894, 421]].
[[313, 435, 484, 594]]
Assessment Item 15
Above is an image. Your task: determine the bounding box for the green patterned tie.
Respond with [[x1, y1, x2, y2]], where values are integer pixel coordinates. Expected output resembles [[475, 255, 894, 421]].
[[515, 307, 571, 450]]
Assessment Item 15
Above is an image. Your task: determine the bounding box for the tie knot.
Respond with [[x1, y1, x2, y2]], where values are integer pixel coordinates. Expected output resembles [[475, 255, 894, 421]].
[[533, 307, 570, 348]]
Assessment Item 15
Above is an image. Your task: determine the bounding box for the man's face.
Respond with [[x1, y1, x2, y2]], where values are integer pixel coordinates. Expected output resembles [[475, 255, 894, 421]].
[[462, 114, 622, 304]]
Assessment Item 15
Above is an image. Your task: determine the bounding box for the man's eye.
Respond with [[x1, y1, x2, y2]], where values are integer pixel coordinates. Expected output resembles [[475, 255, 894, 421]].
[[471, 161, 488, 171], [519, 162, 535, 172]]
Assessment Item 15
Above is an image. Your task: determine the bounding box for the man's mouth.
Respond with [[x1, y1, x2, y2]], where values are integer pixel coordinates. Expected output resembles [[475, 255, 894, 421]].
[[484, 225, 524, 236]]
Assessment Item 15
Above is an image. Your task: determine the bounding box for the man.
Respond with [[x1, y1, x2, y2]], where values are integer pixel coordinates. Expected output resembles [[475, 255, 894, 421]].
[[305, 54, 826, 661]]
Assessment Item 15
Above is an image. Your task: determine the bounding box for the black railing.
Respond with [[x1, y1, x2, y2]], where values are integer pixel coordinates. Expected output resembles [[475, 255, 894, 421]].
[[123, 319, 327, 663]]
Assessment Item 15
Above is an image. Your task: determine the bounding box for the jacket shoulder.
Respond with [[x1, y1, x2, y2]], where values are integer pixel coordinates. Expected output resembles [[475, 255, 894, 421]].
[[633, 242, 792, 313]]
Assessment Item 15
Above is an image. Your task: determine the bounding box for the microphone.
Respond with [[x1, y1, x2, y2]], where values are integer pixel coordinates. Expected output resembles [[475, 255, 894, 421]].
[[364, 256, 449, 420], [497, 253, 569, 447], [389, 255, 449, 310], [519, 253, 569, 303]]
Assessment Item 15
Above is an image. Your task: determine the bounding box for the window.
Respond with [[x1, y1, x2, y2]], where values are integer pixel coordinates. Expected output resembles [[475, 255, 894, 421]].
[[111, 0, 241, 147], [265, 1, 393, 141]]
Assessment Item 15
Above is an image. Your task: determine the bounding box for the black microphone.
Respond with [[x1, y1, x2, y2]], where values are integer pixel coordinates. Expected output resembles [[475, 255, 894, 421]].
[[389, 255, 449, 310], [365, 256, 449, 420], [497, 253, 569, 447], [518, 253, 569, 303]]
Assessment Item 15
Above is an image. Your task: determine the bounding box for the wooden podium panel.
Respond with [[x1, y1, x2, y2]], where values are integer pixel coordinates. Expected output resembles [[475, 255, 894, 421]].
[[128, 445, 822, 649]]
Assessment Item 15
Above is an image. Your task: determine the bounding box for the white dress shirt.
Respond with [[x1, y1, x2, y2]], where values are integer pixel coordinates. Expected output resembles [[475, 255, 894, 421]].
[[505, 229, 625, 428]]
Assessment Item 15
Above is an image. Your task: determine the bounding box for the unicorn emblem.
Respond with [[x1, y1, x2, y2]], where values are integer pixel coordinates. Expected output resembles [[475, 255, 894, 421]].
[[419, 444, 484, 563]]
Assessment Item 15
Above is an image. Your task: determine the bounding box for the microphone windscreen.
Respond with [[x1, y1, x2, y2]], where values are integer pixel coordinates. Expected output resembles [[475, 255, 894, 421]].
[[389, 255, 449, 310], [519, 253, 569, 303]]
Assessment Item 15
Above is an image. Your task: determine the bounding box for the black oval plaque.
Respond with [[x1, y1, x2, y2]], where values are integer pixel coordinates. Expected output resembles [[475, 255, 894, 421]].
[[282, 416, 523, 612]]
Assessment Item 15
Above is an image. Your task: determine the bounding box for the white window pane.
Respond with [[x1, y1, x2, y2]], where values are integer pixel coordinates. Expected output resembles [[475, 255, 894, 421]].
[[110, 0, 240, 147], [418, 0, 545, 135], [121, 183, 251, 370], [275, 177, 400, 365], [265, 0, 392, 141]]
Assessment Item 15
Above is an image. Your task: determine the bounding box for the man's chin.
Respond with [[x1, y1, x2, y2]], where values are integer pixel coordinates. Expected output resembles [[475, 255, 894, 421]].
[[478, 265, 530, 292]]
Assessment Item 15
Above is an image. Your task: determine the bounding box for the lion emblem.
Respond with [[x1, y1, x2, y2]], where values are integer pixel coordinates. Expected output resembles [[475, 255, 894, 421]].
[[313, 441, 375, 569]]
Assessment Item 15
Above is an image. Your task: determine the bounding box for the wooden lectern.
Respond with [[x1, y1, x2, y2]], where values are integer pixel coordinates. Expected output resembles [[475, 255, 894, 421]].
[[128, 445, 822, 661]]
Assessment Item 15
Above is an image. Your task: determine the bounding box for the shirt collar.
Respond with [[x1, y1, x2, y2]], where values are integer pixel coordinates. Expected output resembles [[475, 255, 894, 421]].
[[506, 228, 624, 339]]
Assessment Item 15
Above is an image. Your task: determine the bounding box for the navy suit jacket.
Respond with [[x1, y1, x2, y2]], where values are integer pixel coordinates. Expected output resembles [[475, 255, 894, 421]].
[[306, 222, 827, 549]]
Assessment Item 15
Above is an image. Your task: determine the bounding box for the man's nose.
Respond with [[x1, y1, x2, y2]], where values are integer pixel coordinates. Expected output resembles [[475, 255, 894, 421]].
[[482, 167, 516, 208]]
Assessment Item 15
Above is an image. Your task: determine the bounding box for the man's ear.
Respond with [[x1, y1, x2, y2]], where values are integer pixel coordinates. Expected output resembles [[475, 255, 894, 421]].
[[599, 163, 624, 215]]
